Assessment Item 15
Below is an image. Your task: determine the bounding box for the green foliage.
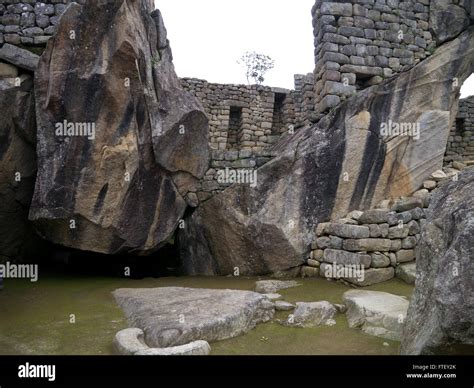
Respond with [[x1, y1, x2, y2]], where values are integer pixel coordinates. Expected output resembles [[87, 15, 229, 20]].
[[238, 51, 275, 85]]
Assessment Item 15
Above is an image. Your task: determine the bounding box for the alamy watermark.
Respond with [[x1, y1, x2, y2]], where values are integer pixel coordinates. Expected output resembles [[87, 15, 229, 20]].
[[217, 168, 258, 188], [0, 262, 39, 282], [324, 262, 365, 283], [55, 120, 96, 140], [18, 362, 55, 382], [380, 120, 420, 140]]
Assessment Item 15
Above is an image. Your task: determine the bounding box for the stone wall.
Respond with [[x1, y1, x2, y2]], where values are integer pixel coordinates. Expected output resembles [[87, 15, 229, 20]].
[[294, 73, 316, 126], [444, 96, 474, 164], [195, 149, 278, 202], [180, 78, 298, 152], [304, 165, 467, 285], [0, 0, 81, 48], [181, 77, 323, 199], [311, 0, 435, 114]]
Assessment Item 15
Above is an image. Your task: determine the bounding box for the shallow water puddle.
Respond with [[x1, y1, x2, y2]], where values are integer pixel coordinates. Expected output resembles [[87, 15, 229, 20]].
[[0, 275, 413, 355]]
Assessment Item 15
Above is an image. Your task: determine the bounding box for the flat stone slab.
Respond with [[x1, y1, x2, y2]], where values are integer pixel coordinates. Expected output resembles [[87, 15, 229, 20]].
[[114, 328, 210, 356], [113, 287, 275, 348], [255, 280, 300, 294], [343, 290, 409, 341]]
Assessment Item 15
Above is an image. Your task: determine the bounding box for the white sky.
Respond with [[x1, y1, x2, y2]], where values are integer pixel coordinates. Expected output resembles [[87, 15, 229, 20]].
[[156, 0, 315, 89], [155, 0, 473, 96]]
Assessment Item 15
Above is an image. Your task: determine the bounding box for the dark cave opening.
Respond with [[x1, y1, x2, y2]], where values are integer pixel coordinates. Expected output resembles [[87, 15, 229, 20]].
[[20, 239, 181, 280]]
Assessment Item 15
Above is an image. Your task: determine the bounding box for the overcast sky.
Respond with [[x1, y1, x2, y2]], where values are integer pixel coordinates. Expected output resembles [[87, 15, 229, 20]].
[[156, 0, 473, 97]]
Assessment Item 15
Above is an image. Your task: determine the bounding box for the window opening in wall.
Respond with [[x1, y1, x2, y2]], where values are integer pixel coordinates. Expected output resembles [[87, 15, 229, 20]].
[[455, 118, 465, 134], [272, 93, 286, 135], [227, 106, 243, 150]]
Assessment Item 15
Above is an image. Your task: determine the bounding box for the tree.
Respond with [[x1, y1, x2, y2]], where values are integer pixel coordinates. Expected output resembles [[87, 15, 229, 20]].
[[238, 51, 275, 85]]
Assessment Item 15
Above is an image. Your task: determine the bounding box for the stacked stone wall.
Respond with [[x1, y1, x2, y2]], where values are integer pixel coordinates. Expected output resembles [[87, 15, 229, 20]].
[[180, 78, 298, 152], [0, 0, 83, 48], [445, 96, 474, 165], [304, 165, 469, 285], [311, 0, 435, 114]]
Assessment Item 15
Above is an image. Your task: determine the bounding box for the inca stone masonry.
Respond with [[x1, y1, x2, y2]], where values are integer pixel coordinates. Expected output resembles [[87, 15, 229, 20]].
[[1, 0, 473, 199]]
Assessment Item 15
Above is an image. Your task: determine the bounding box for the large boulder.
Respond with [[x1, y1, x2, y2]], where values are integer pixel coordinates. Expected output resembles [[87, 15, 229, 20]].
[[29, 0, 209, 254], [0, 76, 42, 261], [179, 28, 474, 276], [112, 287, 275, 348], [401, 168, 474, 355], [430, 0, 471, 44]]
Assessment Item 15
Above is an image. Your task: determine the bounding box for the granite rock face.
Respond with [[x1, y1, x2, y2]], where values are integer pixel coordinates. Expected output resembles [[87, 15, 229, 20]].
[[401, 168, 474, 355], [0, 75, 42, 260], [430, 0, 471, 44], [29, 0, 209, 254], [179, 28, 474, 276], [112, 287, 275, 348]]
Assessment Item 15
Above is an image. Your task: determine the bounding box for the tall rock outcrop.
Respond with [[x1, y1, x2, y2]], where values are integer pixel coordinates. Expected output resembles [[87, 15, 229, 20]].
[[0, 75, 40, 261], [29, 0, 209, 254], [401, 168, 474, 355], [179, 27, 474, 276]]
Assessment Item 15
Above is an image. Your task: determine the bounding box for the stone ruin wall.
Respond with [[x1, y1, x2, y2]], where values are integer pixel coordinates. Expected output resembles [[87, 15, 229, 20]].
[[1, 0, 473, 200], [444, 96, 474, 165], [0, 0, 83, 48], [311, 0, 435, 115], [180, 77, 314, 200], [180, 78, 295, 152]]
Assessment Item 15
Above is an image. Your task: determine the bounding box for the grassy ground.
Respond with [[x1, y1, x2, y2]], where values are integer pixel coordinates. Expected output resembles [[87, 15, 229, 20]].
[[0, 274, 413, 355]]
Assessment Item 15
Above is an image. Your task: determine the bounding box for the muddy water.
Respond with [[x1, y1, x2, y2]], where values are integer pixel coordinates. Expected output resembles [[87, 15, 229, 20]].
[[0, 275, 413, 355]]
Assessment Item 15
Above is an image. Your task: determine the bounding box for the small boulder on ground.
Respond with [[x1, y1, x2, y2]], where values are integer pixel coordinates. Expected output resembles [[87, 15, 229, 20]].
[[114, 328, 211, 356], [282, 301, 337, 328], [343, 290, 409, 341], [255, 280, 300, 294]]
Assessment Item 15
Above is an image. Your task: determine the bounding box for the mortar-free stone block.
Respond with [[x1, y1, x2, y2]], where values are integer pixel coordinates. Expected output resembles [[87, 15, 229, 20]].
[[324, 223, 370, 239], [343, 239, 392, 252], [0, 61, 18, 78], [396, 249, 416, 263]]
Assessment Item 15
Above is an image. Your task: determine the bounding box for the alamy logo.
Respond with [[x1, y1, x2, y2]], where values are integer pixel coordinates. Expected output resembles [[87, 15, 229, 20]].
[[18, 363, 56, 382], [0, 262, 39, 282], [217, 168, 258, 188], [380, 120, 420, 140], [55, 120, 96, 140], [324, 262, 365, 283]]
